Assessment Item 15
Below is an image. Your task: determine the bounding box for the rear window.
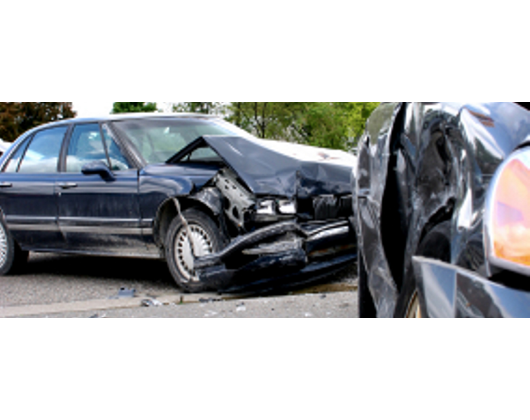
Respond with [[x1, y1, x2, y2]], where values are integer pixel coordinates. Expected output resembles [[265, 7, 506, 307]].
[[8, 126, 67, 174]]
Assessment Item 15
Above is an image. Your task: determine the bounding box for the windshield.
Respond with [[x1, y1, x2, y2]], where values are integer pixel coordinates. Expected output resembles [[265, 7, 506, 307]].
[[112, 117, 255, 164]]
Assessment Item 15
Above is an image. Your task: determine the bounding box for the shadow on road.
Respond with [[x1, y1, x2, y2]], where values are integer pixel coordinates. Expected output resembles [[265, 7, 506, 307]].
[[26, 253, 174, 285], [23, 253, 357, 296]]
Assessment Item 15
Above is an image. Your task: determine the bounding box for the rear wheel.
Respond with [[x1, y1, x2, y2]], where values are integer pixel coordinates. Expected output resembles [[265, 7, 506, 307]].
[[165, 208, 224, 292], [0, 218, 29, 275], [399, 220, 452, 318]]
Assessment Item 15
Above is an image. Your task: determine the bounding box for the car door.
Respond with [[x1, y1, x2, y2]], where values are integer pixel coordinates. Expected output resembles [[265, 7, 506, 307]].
[[56, 123, 148, 256], [0, 125, 69, 250]]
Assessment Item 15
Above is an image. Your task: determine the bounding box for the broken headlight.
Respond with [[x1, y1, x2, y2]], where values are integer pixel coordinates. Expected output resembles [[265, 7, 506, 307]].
[[485, 147, 530, 275], [256, 199, 276, 216], [256, 198, 297, 219], [278, 199, 297, 215]]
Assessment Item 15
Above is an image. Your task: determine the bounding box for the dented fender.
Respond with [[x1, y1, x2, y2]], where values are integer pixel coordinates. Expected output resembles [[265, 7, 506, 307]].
[[356, 102, 530, 317]]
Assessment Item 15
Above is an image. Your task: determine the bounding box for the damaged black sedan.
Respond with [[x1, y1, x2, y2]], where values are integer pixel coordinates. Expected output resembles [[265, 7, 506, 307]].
[[0, 114, 356, 292], [354, 102, 530, 317]]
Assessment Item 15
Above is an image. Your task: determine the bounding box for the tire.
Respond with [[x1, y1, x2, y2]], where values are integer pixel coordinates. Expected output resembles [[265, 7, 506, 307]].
[[165, 208, 225, 292], [0, 217, 29, 276], [397, 220, 452, 317], [358, 252, 377, 318], [415, 221, 452, 262]]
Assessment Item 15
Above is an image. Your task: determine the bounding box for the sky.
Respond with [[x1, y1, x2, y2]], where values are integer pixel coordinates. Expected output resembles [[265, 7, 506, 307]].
[[72, 102, 174, 118], [72, 101, 114, 118]]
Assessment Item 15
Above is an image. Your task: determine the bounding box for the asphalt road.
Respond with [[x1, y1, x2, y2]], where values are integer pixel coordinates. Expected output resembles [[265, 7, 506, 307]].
[[0, 253, 359, 318]]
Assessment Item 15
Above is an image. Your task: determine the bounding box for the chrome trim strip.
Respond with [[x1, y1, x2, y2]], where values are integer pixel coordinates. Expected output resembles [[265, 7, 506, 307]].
[[8, 224, 146, 235], [6, 216, 56, 224], [24, 247, 161, 259], [302, 220, 350, 236], [59, 226, 144, 235], [9, 224, 58, 232], [308, 226, 350, 241], [7, 217, 151, 235], [60, 217, 139, 225], [60, 218, 153, 229]]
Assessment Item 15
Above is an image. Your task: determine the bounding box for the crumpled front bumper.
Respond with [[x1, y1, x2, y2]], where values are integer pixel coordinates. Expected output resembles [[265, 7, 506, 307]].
[[413, 256, 530, 318], [195, 219, 356, 292]]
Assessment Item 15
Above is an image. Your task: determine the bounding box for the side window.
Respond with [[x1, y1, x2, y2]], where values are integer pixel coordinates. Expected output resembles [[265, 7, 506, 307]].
[[4, 138, 30, 173], [18, 126, 67, 174], [102, 124, 131, 171], [66, 124, 108, 173]]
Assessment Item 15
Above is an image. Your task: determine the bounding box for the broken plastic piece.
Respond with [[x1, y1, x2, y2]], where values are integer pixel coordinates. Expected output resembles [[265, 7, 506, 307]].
[[141, 298, 163, 307], [110, 287, 136, 299]]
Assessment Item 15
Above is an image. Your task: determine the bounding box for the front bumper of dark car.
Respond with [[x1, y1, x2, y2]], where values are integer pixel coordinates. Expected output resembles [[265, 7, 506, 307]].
[[413, 256, 530, 318], [195, 219, 356, 292]]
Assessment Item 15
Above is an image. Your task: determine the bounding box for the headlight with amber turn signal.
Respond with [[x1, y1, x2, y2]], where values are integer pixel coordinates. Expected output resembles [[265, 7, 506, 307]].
[[485, 147, 530, 275]]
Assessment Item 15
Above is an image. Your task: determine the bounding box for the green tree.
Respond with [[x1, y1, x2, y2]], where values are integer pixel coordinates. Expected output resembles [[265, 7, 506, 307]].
[[226, 102, 379, 150], [112, 102, 158, 113], [227, 102, 305, 140], [344, 102, 380, 147], [0, 102, 76, 142], [293, 102, 380, 150], [172, 102, 225, 115], [288, 102, 348, 149]]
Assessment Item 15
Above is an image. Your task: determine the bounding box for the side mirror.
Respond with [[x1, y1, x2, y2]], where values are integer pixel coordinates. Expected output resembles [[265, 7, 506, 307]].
[[81, 161, 115, 181]]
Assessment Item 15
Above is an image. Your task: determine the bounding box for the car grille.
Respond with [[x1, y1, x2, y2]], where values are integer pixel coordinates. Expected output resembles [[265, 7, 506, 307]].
[[313, 195, 353, 220]]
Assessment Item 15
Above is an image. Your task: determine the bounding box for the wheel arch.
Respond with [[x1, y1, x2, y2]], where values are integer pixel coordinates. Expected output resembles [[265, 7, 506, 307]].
[[153, 192, 224, 252], [0, 206, 25, 249], [381, 104, 463, 294]]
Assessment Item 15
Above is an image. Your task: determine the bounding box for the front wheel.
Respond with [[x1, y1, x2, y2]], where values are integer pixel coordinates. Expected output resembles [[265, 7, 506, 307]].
[[0, 218, 29, 275], [165, 208, 225, 292], [398, 221, 452, 318]]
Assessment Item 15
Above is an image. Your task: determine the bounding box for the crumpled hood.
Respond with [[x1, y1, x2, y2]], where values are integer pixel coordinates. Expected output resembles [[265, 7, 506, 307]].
[[200, 135, 357, 198]]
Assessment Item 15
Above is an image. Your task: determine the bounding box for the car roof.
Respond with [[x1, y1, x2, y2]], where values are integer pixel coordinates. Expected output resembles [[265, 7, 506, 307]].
[[33, 112, 220, 130]]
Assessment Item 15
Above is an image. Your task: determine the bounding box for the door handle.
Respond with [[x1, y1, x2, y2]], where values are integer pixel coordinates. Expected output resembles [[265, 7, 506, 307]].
[[58, 182, 78, 189], [0, 182, 13, 188]]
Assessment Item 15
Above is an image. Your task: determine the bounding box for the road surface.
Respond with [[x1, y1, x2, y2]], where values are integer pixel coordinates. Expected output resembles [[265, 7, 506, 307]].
[[0, 253, 358, 318]]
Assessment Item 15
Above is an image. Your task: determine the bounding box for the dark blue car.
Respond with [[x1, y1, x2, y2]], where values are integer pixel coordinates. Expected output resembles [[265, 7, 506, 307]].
[[0, 114, 356, 292]]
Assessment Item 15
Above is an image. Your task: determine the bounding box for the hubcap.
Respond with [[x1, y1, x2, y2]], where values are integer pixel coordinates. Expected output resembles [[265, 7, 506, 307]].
[[175, 224, 214, 283], [0, 223, 7, 267]]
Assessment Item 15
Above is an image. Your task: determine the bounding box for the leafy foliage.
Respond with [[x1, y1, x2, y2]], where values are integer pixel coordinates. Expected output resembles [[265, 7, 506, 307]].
[[112, 102, 158, 114], [297, 102, 380, 150], [172, 102, 225, 115], [0, 102, 76, 142], [0, 101, 379, 149], [166, 101, 380, 150], [225, 102, 379, 150], [226, 102, 301, 140]]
